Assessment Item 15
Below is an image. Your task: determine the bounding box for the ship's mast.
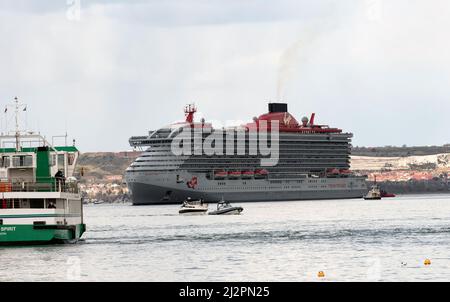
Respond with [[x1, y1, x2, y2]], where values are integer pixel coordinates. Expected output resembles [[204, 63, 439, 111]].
[[1, 97, 62, 153], [14, 97, 20, 151], [4, 96, 27, 152], [184, 104, 197, 124]]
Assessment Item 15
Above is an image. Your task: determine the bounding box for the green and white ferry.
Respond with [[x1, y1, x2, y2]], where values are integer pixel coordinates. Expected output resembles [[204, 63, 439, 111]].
[[0, 97, 85, 245]]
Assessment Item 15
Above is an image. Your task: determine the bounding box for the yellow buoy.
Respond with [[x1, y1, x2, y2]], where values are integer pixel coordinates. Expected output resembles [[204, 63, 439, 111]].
[[318, 271, 325, 278], [424, 259, 431, 266]]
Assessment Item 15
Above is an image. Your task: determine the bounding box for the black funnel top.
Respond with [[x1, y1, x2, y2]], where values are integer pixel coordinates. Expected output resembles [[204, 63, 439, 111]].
[[268, 103, 288, 113]]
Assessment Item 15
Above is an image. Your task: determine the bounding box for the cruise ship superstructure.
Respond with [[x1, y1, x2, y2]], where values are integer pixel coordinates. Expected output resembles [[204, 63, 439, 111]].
[[126, 103, 367, 205]]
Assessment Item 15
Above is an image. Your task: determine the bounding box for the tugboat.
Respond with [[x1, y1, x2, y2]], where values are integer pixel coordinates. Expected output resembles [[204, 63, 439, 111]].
[[0, 97, 85, 245], [208, 199, 243, 215], [179, 197, 208, 215], [364, 177, 382, 200]]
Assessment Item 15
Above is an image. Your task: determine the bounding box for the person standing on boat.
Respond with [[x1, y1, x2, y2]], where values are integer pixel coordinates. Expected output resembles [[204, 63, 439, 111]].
[[55, 170, 66, 191]]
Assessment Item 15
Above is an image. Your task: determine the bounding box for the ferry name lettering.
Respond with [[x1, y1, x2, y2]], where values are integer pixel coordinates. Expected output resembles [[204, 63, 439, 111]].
[[1, 226, 16, 232]]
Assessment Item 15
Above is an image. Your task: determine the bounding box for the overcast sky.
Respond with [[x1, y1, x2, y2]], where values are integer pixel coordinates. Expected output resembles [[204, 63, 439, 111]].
[[0, 0, 449, 151]]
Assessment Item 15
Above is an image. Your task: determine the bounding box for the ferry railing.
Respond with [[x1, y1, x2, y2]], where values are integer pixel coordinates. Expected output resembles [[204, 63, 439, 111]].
[[0, 179, 79, 193]]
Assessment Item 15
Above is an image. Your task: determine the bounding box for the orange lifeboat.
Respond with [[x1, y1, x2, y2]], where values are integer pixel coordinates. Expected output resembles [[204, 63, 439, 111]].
[[0, 182, 12, 193], [339, 169, 352, 174], [214, 170, 228, 179], [241, 171, 254, 179], [228, 171, 242, 178], [327, 168, 340, 175], [254, 169, 269, 179]]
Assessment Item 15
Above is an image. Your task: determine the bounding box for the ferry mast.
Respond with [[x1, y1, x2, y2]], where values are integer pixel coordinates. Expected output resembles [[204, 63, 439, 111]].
[[3, 96, 27, 152], [13, 97, 22, 151]]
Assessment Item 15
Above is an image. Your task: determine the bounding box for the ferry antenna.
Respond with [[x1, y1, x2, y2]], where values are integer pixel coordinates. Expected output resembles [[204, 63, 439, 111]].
[[3, 96, 31, 151], [14, 96, 21, 151]]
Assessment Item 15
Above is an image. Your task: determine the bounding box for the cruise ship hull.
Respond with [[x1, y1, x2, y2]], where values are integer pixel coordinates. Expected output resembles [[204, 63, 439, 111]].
[[126, 173, 367, 205]]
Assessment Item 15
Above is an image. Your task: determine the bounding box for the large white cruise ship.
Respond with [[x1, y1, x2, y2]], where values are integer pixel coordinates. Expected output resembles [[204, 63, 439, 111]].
[[125, 103, 367, 205]]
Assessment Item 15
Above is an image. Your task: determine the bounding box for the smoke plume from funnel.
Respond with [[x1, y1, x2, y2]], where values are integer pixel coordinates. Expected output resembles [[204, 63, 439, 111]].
[[276, 32, 316, 101]]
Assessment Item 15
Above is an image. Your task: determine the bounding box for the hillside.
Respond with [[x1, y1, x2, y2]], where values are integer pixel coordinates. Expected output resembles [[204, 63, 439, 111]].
[[351, 153, 450, 172], [77, 151, 141, 182], [353, 145, 450, 157]]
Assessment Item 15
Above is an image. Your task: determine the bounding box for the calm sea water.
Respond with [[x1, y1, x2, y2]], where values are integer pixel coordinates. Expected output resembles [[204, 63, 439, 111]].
[[1, 194, 450, 282]]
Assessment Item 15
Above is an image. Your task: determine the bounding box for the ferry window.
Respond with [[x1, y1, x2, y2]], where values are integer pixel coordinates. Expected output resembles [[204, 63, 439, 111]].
[[1, 156, 10, 168], [12, 156, 20, 167], [46, 199, 57, 208], [58, 154, 65, 166], [30, 199, 45, 209], [68, 153, 75, 165], [0, 219, 2, 225], [24, 156, 33, 166], [12, 155, 33, 167], [21, 199, 30, 208]]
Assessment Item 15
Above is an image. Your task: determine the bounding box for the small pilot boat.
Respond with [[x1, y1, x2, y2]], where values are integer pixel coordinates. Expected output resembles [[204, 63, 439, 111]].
[[364, 176, 382, 200], [179, 198, 208, 215], [364, 184, 382, 200], [208, 200, 243, 215]]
